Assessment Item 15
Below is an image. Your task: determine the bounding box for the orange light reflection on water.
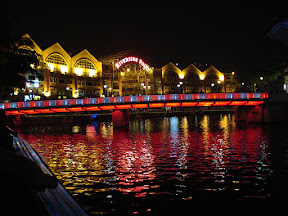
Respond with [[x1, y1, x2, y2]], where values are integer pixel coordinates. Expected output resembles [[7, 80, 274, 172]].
[[20, 114, 271, 215]]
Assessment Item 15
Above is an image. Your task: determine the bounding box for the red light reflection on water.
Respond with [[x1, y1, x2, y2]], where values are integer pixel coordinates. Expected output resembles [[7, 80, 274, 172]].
[[21, 114, 271, 214], [109, 131, 156, 196]]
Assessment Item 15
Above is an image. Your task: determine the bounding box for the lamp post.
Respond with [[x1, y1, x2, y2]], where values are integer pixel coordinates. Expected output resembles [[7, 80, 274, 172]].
[[260, 77, 264, 92]]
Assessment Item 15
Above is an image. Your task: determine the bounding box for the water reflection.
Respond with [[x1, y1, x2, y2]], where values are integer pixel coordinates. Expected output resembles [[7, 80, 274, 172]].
[[20, 114, 272, 214]]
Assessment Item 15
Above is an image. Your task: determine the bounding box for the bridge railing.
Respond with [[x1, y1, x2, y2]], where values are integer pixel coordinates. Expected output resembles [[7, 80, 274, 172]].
[[1, 92, 269, 110]]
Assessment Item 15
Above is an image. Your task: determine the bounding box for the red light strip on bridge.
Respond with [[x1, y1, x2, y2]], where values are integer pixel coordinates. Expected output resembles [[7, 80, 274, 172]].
[[213, 101, 231, 106], [149, 103, 165, 108], [116, 104, 132, 109], [181, 102, 198, 107], [19, 110, 38, 114], [165, 102, 181, 107], [99, 105, 116, 110], [35, 109, 55, 113], [50, 108, 70, 113], [244, 101, 264, 106], [229, 101, 247, 106], [132, 104, 148, 109], [5, 110, 23, 115], [67, 107, 85, 112], [197, 101, 215, 106], [85, 106, 101, 111]]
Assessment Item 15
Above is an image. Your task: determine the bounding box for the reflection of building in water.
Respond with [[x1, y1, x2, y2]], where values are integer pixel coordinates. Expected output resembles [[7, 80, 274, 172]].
[[20, 116, 272, 207], [200, 115, 210, 156]]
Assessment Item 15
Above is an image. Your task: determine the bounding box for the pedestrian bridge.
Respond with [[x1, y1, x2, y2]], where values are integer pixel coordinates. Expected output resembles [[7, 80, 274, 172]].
[[2, 92, 268, 115]]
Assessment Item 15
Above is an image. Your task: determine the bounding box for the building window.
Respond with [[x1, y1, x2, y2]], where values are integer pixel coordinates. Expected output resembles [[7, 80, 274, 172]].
[[75, 58, 96, 70], [46, 53, 67, 65], [86, 81, 92, 86]]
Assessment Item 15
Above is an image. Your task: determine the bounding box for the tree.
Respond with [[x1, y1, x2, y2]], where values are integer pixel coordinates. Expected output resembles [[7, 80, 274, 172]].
[[247, 64, 284, 92], [0, 36, 41, 101]]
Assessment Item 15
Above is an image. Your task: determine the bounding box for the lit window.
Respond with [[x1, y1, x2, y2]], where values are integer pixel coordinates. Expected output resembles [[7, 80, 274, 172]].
[[74, 58, 97, 77], [89, 69, 96, 77], [46, 53, 67, 65], [75, 58, 96, 70], [60, 65, 68, 74], [75, 68, 83, 76], [219, 75, 224, 81]]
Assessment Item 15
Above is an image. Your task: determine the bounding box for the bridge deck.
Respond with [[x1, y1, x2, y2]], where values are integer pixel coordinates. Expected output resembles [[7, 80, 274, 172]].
[[2, 93, 268, 115]]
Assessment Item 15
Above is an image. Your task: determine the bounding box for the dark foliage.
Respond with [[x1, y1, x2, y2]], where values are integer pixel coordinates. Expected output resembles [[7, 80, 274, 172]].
[[0, 36, 41, 100]]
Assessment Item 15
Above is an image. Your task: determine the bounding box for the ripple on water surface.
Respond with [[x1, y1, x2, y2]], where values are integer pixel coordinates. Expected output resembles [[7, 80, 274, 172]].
[[21, 114, 272, 215]]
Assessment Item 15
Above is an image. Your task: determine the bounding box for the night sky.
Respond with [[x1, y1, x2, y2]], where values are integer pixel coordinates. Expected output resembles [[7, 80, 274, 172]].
[[1, 3, 288, 81]]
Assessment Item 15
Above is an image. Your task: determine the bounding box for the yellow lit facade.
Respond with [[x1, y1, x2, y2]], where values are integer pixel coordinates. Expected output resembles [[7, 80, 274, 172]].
[[161, 63, 236, 94], [21, 34, 237, 99]]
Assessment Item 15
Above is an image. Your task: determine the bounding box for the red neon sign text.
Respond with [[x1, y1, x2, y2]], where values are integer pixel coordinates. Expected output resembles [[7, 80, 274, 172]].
[[115, 56, 151, 72]]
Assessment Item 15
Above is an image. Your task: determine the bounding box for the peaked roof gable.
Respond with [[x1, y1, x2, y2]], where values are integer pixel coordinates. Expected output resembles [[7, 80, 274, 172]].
[[161, 62, 181, 73], [71, 49, 100, 64], [42, 42, 71, 63], [203, 65, 222, 76], [21, 33, 42, 54], [182, 64, 202, 75]]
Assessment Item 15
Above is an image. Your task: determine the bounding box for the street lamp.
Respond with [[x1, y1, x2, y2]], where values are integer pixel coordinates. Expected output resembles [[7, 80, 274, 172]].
[[260, 77, 264, 81]]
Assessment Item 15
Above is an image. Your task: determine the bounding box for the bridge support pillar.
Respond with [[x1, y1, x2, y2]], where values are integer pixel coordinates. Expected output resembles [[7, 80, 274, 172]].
[[235, 104, 267, 123], [112, 110, 130, 127], [13, 115, 22, 127]]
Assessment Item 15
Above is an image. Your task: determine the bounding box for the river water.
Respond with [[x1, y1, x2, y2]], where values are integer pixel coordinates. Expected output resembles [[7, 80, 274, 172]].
[[20, 113, 288, 215]]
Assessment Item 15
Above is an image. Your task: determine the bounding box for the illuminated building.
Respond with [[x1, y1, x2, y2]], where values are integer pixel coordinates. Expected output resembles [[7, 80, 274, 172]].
[[20, 34, 237, 100]]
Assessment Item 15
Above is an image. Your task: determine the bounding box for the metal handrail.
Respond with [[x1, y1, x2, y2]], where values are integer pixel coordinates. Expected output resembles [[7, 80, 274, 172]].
[[13, 135, 88, 216]]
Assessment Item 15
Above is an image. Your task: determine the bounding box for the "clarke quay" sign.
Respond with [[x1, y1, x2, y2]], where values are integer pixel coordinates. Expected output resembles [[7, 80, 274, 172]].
[[115, 56, 151, 72]]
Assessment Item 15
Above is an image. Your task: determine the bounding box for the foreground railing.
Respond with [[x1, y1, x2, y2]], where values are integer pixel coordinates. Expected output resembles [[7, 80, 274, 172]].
[[1, 93, 269, 110]]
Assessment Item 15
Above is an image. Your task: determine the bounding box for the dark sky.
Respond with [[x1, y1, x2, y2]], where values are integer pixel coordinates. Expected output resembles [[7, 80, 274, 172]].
[[1, 3, 288, 81]]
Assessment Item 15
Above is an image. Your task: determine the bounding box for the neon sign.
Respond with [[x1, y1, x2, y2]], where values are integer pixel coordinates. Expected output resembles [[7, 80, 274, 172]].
[[115, 56, 151, 72]]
